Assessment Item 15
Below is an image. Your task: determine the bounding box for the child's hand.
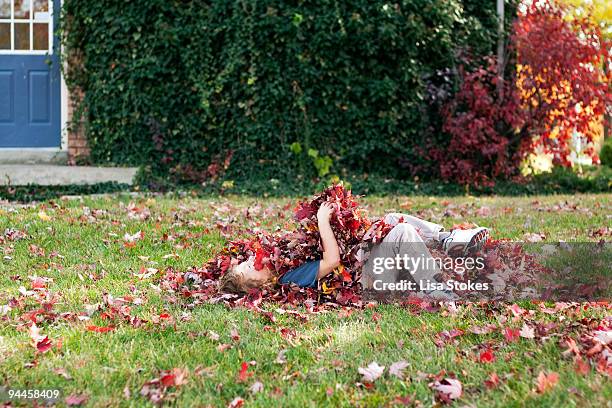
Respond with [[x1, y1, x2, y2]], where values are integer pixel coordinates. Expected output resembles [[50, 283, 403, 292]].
[[317, 202, 335, 222]]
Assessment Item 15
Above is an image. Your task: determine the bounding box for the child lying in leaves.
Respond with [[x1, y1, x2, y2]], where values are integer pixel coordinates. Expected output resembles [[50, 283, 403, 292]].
[[218, 186, 489, 298]]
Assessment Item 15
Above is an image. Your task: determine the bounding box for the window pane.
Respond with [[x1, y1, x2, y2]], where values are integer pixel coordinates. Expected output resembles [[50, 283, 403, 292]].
[[0, 0, 10, 19], [33, 22, 47, 50], [34, 0, 47, 12], [14, 22, 30, 50], [0, 23, 9, 50], [15, 0, 31, 19]]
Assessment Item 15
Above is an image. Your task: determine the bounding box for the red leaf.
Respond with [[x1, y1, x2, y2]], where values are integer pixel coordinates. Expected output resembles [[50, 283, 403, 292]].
[[536, 371, 559, 394], [508, 303, 526, 317], [484, 372, 500, 389], [36, 336, 53, 353], [160, 368, 188, 388], [160, 373, 176, 388], [254, 247, 269, 271], [237, 362, 252, 382], [293, 203, 315, 221], [503, 327, 520, 342], [479, 348, 495, 363], [86, 325, 115, 333], [30, 277, 47, 289], [574, 357, 589, 376], [228, 397, 244, 408]]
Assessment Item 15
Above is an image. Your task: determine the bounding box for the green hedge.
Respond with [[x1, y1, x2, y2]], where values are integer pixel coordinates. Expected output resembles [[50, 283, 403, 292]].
[[191, 165, 612, 196], [0, 182, 131, 202], [61, 0, 514, 186]]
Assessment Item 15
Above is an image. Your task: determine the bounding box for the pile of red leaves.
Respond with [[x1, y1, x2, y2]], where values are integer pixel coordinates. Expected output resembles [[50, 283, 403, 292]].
[[170, 185, 378, 306], [158, 185, 558, 308]]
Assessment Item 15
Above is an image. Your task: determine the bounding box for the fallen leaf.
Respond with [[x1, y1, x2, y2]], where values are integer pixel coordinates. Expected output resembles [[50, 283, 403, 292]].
[[217, 343, 231, 353], [237, 362, 253, 382], [275, 349, 288, 364], [574, 357, 590, 376], [519, 324, 535, 339], [123, 231, 144, 243], [508, 303, 526, 317], [160, 367, 189, 387], [53, 367, 72, 380], [394, 395, 413, 405], [536, 371, 559, 394], [593, 330, 612, 345], [563, 338, 581, 357], [29, 323, 53, 353], [38, 211, 52, 221], [228, 397, 244, 408], [86, 325, 115, 333], [35, 336, 53, 353], [484, 372, 500, 389], [469, 324, 497, 335], [358, 361, 385, 382], [523, 232, 545, 242], [503, 327, 520, 342], [230, 328, 240, 342], [432, 378, 462, 401], [65, 394, 88, 406], [250, 381, 264, 394], [389, 360, 409, 379], [479, 348, 495, 363], [140, 368, 188, 404]]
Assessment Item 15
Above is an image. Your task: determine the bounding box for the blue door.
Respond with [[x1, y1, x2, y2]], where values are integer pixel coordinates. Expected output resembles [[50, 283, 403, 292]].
[[0, 0, 60, 148]]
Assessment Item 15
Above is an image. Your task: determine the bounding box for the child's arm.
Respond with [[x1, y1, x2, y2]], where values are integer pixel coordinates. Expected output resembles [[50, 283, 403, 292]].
[[316, 203, 341, 279]]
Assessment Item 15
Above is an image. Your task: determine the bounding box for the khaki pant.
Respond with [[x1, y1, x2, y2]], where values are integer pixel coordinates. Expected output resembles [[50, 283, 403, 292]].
[[361, 213, 445, 290]]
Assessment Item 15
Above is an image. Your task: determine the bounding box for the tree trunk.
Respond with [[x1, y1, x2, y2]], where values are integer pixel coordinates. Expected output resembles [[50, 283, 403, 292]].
[[604, 58, 610, 140], [497, 0, 505, 100]]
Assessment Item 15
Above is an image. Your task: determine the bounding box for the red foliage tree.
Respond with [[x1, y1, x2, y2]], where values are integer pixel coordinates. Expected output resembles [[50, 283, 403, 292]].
[[513, 0, 610, 166], [433, 57, 521, 186], [434, 0, 611, 185]]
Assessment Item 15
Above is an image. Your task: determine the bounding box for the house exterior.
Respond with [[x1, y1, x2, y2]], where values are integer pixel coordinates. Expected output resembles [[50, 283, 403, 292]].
[[0, 0, 86, 163]]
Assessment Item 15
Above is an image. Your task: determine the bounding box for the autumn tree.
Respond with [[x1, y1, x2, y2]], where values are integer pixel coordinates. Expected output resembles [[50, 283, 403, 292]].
[[513, 0, 610, 166], [560, 0, 612, 140], [435, 0, 611, 185]]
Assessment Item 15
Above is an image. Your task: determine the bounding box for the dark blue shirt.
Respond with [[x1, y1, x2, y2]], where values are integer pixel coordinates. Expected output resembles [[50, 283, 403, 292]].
[[279, 260, 320, 288]]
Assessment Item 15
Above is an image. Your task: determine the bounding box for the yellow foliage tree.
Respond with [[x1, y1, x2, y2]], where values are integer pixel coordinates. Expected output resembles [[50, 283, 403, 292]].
[[558, 0, 611, 141], [560, 0, 611, 37]]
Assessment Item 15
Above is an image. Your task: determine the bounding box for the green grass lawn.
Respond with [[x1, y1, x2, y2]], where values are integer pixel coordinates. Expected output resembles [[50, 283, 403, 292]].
[[0, 193, 610, 407]]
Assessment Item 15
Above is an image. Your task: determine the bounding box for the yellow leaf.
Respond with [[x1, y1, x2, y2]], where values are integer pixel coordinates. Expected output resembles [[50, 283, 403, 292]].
[[37, 211, 51, 221], [334, 264, 345, 276], [321, 281, 335, 295]]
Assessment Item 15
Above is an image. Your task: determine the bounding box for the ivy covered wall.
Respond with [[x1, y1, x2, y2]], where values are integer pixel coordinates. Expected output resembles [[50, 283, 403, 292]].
[[61, 0, 515, 187]]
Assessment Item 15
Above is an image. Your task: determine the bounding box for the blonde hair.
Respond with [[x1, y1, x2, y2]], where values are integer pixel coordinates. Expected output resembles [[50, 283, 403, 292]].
[[218, 265, 273, 294]]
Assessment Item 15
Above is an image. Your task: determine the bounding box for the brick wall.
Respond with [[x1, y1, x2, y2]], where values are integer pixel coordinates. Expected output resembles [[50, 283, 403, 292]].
[[66, 88, 90, 162]]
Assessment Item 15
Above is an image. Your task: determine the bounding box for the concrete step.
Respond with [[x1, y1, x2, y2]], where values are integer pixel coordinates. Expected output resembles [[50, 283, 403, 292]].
[[0, 165, 138, 186], [0, 149, 68, 164]]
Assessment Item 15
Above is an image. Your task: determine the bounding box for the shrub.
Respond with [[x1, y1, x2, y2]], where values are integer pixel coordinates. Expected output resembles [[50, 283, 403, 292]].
[[61, 0, 512, 186], [431, 0, 610, 185], [601, 138, 612, 167], [430, 57, 520, 186]]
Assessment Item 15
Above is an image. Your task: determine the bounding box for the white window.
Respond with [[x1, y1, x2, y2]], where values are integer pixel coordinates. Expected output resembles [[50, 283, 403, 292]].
[[0, 0, 53, 54]]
